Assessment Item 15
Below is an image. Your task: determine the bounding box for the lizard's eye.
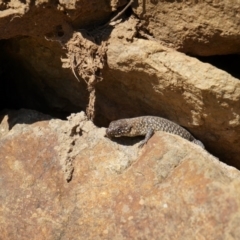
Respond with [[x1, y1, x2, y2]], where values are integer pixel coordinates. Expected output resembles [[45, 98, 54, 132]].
[[116, 127, 123, 134], [106, 121, 132, 137], [117, 125, 131, 134]]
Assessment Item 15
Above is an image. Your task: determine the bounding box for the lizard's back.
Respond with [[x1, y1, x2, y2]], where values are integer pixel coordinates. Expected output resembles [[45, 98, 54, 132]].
[[129, 116, 195, 141]]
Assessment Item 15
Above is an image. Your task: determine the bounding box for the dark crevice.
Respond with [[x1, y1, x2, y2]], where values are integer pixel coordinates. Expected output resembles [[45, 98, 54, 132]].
[[192, 54, 240, 79], [0, 39, 73, 120]]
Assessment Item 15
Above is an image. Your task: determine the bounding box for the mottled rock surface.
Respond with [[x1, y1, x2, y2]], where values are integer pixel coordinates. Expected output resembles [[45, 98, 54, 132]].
[[133, 0, 240, 56], [0, 109, 240, 239]]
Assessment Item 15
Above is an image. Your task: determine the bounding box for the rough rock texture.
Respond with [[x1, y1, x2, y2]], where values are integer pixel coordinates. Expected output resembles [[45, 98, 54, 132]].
[[0, 109, 240, 239], [95, 19, 240, 168], [0, 0, 127, 39], [133, 0, 240, 56]]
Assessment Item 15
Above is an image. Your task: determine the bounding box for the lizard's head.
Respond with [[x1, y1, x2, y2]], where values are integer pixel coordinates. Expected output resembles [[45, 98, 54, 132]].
[[105, 119, 132, 137]]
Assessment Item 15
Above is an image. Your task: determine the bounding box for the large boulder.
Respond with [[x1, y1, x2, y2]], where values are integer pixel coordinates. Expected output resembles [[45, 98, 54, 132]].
[[133, 0, 240, 56], [0, 109, 240, 239]]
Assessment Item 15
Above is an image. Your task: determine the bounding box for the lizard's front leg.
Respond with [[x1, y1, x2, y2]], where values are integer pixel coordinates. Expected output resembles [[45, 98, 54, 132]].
[[138, 129, 154, 148]]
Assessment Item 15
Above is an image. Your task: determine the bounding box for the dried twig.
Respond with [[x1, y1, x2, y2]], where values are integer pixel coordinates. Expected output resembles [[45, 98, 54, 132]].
[[63, 1, 134, 120], [108, 0, 134, 24]]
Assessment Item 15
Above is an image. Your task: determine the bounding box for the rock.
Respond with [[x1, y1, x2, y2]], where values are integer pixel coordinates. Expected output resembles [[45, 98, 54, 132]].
[[132, 0, 240, 56], [97, 19, 240, 168], [0, 0, 127, 39], [0, 109, 240, 239]]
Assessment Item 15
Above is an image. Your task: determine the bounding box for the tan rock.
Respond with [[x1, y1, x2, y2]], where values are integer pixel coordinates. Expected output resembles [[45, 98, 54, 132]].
[[0, 0, 127, 39], [0, 109, 240, 239], [132, 0, 240, 56]]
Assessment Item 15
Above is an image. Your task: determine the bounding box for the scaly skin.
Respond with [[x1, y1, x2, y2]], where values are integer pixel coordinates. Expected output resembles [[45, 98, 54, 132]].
[[106, 116, 204, 148]]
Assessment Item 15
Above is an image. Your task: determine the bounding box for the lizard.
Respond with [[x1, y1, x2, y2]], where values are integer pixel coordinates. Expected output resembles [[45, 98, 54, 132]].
[[105, 116, 205, 149]]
